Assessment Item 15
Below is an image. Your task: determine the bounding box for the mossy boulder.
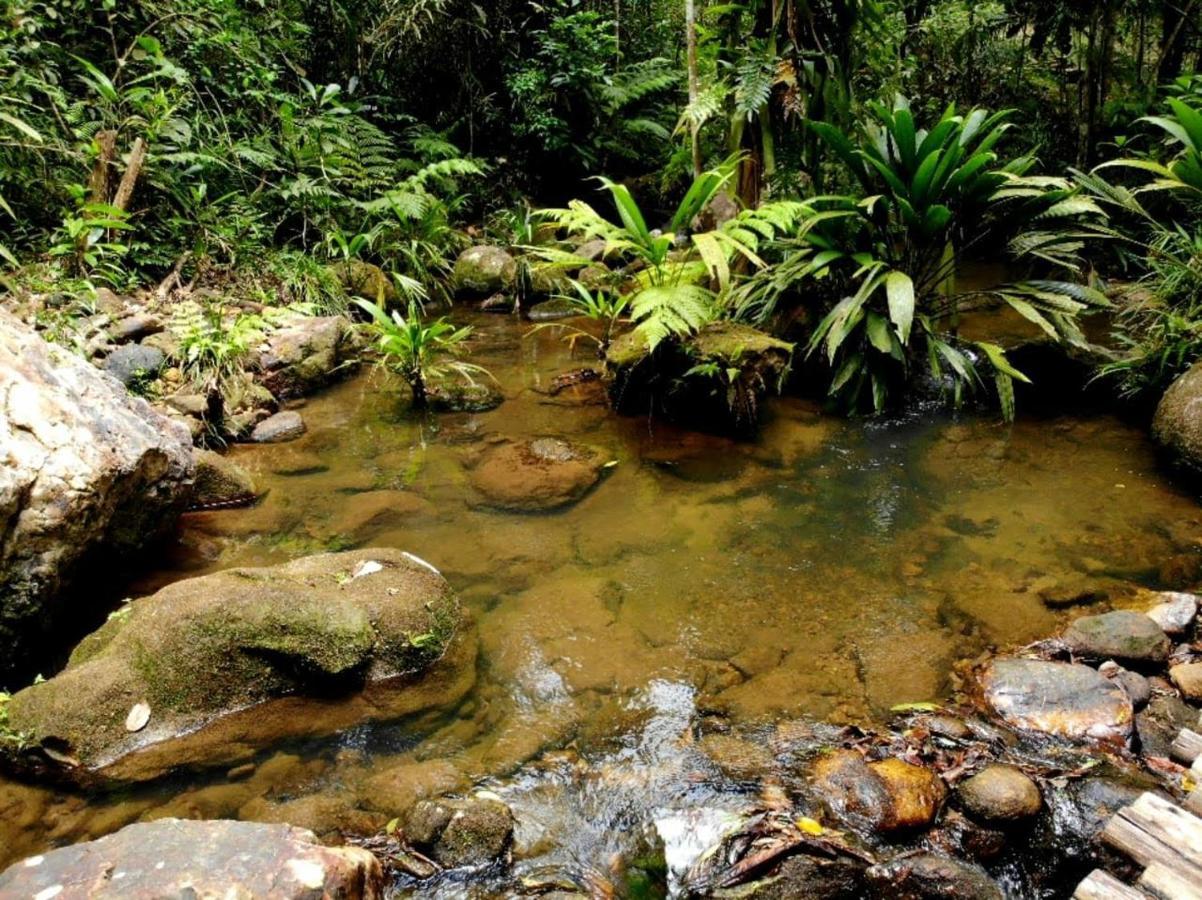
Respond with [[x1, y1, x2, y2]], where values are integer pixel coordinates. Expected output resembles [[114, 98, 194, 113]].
[[1155, 362, 1202, 476], [402, 795, 514, 868], [606, 322, 794, 433], [453, 246, 518, 297], [190, 449, 258, 509], [2, 548, 473, 784], [257, 314, 360, 400], [331, 259, 398, 306]]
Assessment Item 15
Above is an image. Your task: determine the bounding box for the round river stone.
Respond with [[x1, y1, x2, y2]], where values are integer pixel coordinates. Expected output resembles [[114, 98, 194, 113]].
[[1062, 610, 1170, 664], [956, 764, 1042, 823]]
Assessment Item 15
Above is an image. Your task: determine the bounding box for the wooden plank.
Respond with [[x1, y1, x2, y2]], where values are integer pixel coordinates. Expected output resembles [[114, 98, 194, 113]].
[[1102, 812, 1202, 887], [1172, 729, 1202, 765], [1140, 861, 1202, 900], [1125, 793, 1202, 871], [1074, 869, 1154, 900], [1184, 789, 1202, 818]]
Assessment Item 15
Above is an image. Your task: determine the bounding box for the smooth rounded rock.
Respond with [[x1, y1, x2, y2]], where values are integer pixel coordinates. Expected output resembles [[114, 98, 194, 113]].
[[467, 437, 606, 511], [251, 410, 307, 443], [956, 764, 1042, 823], [1153, 362, 1202, 475], [102, 343, 166, 386], [980, 658, 1133, 747], [453, 245, 517, 296], [811, 750, 945, 833], [1062, 610, 1170, 664]]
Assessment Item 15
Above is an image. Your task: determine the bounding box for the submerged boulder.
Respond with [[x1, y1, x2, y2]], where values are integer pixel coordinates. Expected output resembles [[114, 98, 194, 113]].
[[1153, 361, 1202, 475], [467, 437, 608, 511], [402, 794, 515, 868], [0, 312, 194, 681], [606, 322, 794, 433], [453, 246, 517, 296], [0, 818, 383, 899], [190, 449, 258, 509], [257, 314, 360, 400], [979, 658, 1133, 747], [864, 853, 1003, 900], [2, 548, 472, 783]]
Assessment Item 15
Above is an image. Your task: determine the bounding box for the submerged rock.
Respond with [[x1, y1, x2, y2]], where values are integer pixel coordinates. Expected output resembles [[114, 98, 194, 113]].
[[251, 410, 307, 443], [955, 764, 1041, 824], [191, 449, 258, 509], [864, 853, 1003, 900], [0, 312, 194, 680], [1061, 610, 1170, 664], [257, 314, 360, 399], [2, 548, 472, 783], [606, 322, 794, 433], [527, 297, 582, 321], [403, 794, 514, 868], [0, 818, 383, 899], [467, 437, 607, 511], [1153, 361, 1202, 476], [454, 245, 517, 296], [980, 658, 1133, 747], [811, 750, 945, 833], [428, 380, 504, 412]]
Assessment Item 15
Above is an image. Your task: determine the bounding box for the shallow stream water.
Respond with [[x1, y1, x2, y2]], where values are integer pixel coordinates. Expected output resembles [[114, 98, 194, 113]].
[[3, 311, 1201, 894]]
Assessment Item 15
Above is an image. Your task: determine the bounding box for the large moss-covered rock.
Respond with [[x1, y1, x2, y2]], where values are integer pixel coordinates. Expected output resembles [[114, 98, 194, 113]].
[[606, 322, 794, 432], [0, 311, 194, 681], [331, 259, 398, 306], [453, 245, 518, 296], [0, 818, 383, 899], [2, 548, 473, 784], [1153, 361, 1202, 475]]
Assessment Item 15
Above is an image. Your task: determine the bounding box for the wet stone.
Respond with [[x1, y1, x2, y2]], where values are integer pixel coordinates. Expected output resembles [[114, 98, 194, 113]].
[[864, 853, 1003, 900], [191, 449, 257, 509], [102, 344, 166, 386], [980, 658, 1133, 747], [811, 751, 945, 834], [402, 795, 514, 869], [1136, 693, 1198, 758], [427, 380, 503, 413], [955, 764, 1041, 824], [1062, 610, 1170, 664], [467, 437, 606, 511]]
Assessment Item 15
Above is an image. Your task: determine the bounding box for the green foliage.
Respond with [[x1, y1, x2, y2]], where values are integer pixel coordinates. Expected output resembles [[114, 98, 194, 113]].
[[737, 97, 1109, 418], [174, 304, 268, 393], [354, 297, 486, 408], [529, 279, 630, 357]]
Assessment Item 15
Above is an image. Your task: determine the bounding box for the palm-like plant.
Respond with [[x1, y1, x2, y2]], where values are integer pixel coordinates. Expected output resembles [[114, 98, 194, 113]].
[[529, 279, 631, 358], [544, 156, 806, 353], [735, 97, 1109, 418], [354, 298, 485, 408]]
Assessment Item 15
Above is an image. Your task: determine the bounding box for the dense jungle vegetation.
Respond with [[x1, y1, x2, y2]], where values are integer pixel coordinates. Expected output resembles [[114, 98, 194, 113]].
[[1, 0, 1201, 419]]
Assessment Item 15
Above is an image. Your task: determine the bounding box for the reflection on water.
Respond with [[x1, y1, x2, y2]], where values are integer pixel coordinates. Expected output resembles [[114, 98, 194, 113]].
[[2, 311, 1200, 879]]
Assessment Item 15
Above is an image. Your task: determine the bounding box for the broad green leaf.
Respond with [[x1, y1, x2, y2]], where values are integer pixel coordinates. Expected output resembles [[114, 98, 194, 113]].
[[885, 271, 915, 343]]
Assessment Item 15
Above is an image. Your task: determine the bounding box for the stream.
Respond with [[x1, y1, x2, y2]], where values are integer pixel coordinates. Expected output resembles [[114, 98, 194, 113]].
[[2, 311, 1199, 894]]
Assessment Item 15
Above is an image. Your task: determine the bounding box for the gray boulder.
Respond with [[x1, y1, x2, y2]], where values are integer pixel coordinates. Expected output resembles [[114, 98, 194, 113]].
[[257, 314, 359, 400], [1062, 610, 1170, 664], [0, 312, 194, 680], [251, 410, 307, 443], [0, 818, 383, 899], [102, 344, 166, 387]]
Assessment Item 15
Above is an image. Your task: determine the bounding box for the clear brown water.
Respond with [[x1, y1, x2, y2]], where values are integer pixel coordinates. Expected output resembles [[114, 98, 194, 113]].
[[3, 311, 1201, 892]]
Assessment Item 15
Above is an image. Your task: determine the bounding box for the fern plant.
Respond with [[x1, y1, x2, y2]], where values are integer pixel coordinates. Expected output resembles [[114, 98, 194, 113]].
[[544, 155, 806, 353]]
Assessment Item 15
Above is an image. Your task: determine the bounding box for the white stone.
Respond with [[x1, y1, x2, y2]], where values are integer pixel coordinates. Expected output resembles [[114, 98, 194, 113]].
[[1146, 591, 1199, 635]]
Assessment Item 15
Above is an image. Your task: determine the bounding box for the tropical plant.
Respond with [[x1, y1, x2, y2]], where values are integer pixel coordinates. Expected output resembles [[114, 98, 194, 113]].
[[174, 304, 269, 394], [354, 297, 486, 408], [735, 96, 1110, 418], [530, 279, 631, 357], [1082, 96, 1202, 396]]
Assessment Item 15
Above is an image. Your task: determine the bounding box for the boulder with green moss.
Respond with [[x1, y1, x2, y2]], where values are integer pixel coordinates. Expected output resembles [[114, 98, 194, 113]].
[[1, 548, 474, 784], [453, 246, 517, 297], [605, 321, 794, 432], [330, 259, 398, 305]]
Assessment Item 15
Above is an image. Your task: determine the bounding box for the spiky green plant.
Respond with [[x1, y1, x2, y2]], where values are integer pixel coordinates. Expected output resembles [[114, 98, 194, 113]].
[[354, 297, 486, 408], [734, 97, 1109, 418]]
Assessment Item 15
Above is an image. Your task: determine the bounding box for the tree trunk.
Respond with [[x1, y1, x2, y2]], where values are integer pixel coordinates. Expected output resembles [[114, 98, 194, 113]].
[[112, 137, 147, 213], [686, 0, 702, 177]]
